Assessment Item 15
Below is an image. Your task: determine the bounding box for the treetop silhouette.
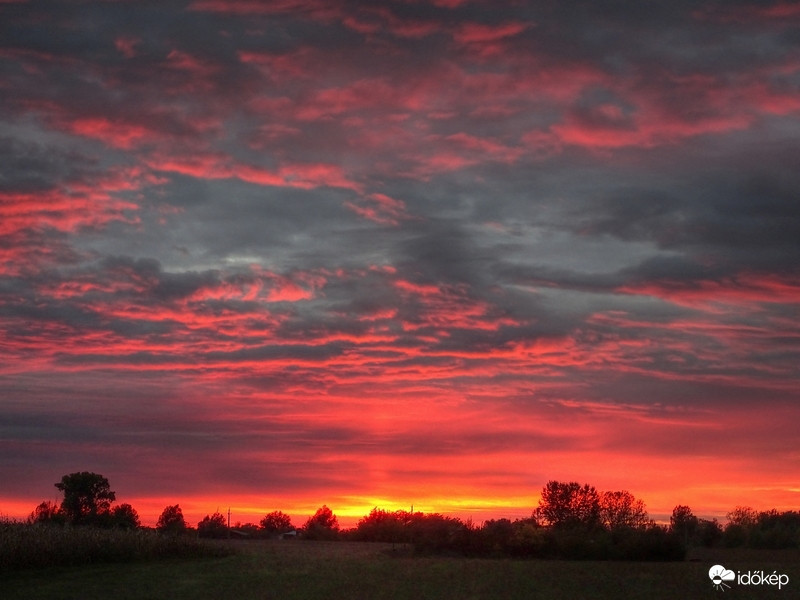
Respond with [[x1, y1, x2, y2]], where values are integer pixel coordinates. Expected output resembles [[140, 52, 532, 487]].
[[55, 471, 116, 526]]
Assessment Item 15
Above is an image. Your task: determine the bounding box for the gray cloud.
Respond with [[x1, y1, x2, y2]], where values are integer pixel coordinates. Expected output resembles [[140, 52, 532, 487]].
[[2, 0, 799, 522]]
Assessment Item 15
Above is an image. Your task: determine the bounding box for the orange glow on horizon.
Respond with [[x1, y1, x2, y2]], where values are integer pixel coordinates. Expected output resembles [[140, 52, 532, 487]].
[[6, 465, 798, 530]]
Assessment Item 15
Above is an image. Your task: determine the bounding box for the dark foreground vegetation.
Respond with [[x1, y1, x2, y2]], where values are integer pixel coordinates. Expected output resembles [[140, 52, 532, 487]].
[[3, 540, 799, 600], [10, 471, 800, 569], [5, 471, 800, 599], [0, 521, 231, 571]]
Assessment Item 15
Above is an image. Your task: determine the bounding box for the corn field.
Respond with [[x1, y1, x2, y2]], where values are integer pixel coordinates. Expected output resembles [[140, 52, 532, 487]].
[[0, 520, 230, 571]]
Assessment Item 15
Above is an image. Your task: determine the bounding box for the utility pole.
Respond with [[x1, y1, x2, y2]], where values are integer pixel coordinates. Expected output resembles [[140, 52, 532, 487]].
[[227, 507, 231, 539]]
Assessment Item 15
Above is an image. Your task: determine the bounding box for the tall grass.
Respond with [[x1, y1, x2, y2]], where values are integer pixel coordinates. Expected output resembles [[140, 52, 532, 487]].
[[0, 520, 231, 571]]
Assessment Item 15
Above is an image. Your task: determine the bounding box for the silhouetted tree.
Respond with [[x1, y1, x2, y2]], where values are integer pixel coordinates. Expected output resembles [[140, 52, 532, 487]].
[[198, 512, 228, 538], [156, 504, 187, 535], [407, 512, 469, 554], [696, 518, 723, 547], [751, 509, 800, 549], [260, 510, 294, 536], [480, 518, 515, 555], [303, 505, 339, 540], [336, 488, 693, 561], [670, 505, 698, 545], [536, 481, 601, 530], [727, 506, 758, 527], [355, 508, 409, 543], [55, 471, 116, 526], [507, 518, 549, 557], [724, 507, 763, 547], [110, 503, 141, 529], [28, 500, 65, 525], [720, 508, 800, 549], [599, 490, 649, 530]]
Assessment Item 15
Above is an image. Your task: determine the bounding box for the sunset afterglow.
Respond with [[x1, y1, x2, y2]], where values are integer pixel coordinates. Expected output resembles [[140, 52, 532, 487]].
[[1, 0, 799, 530]]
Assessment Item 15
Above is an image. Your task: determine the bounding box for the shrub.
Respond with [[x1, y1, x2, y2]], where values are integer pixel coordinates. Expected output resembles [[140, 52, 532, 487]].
[[198, 513, 229, 539]]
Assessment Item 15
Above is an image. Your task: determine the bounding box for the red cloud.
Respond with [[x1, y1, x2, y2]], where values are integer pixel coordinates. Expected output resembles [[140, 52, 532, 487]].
[[0, 168, 151, 237], [265, 279, 315, 303], [148, 153, 363, 193], [618, 273, 800, 308], [695, 1, 800, 22], [67, 117, 156, 149], [114, 36, 140, 58], [189, 0, 342, 21], [452, 21, 530, 44], [394, 279, 442, 297], [238, 49, 314, 82], [353, 6, 441, 39], [344, 193, 410, 225]]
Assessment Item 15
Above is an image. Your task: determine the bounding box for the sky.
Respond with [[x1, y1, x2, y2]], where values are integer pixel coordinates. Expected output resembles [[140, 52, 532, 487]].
[[1, 0, 799, 529]]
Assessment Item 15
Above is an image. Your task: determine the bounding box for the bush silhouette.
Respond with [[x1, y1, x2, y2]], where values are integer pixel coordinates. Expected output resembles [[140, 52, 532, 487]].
[[198, 512, 228, 539], [156, 505, 187, 536], [303, 506, 340, 540]]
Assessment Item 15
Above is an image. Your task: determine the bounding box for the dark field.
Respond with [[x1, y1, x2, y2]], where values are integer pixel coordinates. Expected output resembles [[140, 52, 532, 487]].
[[3, 541, 799, 600]]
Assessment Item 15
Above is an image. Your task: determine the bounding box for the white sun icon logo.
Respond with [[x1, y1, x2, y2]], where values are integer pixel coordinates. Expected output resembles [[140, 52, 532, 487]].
[[709, 564, 736, 591]]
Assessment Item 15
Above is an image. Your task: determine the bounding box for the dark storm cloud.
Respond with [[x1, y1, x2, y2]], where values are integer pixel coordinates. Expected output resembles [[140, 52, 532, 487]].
[[97, 256, 222, 301], [573, 166, 800, 256], [396, 218, 497, 286], [0, 137, 88, 192]]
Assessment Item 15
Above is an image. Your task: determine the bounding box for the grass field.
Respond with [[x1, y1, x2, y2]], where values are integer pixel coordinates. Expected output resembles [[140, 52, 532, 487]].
[[2, 541, 799, 600]]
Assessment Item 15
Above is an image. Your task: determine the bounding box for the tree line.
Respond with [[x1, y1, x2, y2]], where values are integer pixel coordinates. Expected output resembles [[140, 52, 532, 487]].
[[27, 472, 341, 541], [27, 472, 800, 560]]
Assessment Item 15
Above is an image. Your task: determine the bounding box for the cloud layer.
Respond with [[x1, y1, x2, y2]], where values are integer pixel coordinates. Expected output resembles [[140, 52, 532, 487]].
[[1, 0, 799, 526]]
